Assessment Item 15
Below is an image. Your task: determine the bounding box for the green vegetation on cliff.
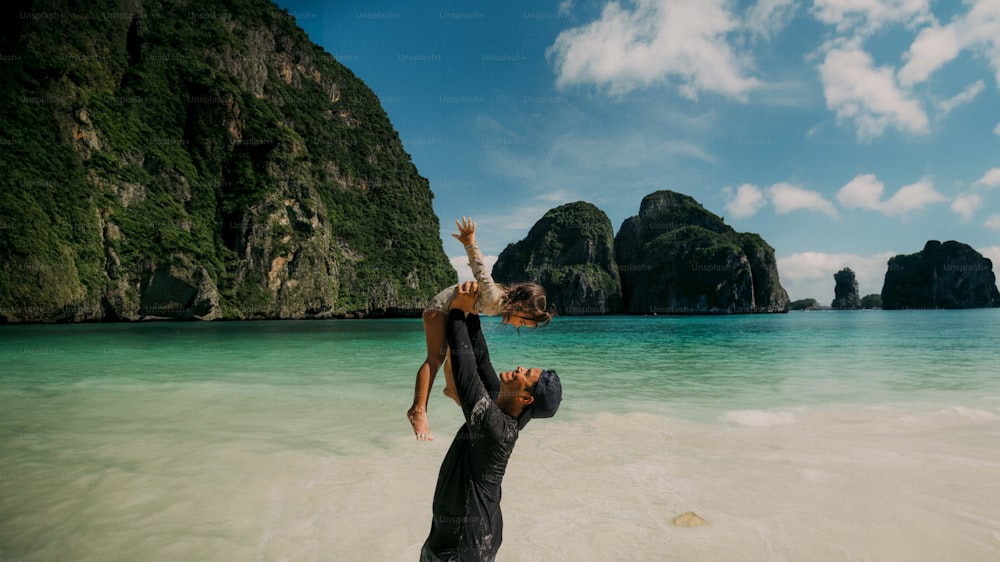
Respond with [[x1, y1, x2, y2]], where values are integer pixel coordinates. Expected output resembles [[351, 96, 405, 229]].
[[494, 192, 788, 316], [493, 202, 621, 315], [788, 298, 819, 311], [615, 190, 789, 314], [1, 0, 454, 321], [860, 294, 882, 309]]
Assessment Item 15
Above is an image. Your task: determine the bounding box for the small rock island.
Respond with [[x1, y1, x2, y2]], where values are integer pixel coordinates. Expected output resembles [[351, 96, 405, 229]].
[[831, 268, 861, 310]]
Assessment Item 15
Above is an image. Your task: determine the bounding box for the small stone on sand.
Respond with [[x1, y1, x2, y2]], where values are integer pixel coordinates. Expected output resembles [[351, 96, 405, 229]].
[[672, 511, 706, 527]]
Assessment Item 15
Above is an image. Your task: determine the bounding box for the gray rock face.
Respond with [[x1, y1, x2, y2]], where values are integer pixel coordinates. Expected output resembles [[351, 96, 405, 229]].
[[881, 240, 1000, 309], [493, 202, 622, 315], [832, 268, 861, 310], [614, 191, 789, 314], [139, 262, 220, 320]]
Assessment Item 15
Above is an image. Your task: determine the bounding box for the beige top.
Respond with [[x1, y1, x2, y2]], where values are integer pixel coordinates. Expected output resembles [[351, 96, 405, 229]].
[[425, 241, 505, 315]]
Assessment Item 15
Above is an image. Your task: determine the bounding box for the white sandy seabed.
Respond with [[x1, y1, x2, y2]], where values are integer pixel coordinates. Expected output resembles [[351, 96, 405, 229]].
[[4, 384, 1000, 562]]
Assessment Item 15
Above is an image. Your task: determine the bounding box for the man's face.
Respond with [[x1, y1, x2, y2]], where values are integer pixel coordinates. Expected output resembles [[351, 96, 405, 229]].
[[499, 365, 543, 395]]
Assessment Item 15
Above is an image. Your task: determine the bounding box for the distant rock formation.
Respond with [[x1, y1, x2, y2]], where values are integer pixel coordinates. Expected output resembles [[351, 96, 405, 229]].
[[614, 190, 789, 314], [831, 268, 861, 310], [860, 294, 882, 309], [881, 240, 1000, 309], [493, 202, 622, 315], [789, 298, 819, 311]]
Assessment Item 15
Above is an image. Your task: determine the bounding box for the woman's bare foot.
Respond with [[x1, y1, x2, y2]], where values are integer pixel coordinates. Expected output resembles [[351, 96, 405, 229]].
[[443, 385, 461, 406], [407, 406, 433, 441]]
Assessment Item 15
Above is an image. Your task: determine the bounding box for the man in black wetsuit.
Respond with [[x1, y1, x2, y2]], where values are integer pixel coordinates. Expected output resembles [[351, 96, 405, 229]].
[[420, 281, 562, 562]]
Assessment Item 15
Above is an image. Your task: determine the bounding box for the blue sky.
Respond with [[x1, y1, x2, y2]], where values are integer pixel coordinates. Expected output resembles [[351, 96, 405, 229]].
[[274, 0, 1000, 302]]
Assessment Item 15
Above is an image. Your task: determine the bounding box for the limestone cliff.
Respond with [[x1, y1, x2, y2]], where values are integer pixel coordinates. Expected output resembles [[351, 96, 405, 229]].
[[614, 190, 789, 314], [0, 0, 453, 322], [831, 268, 861, 310], [881, 241, 1000, 309], [493, 202, 622, 315]]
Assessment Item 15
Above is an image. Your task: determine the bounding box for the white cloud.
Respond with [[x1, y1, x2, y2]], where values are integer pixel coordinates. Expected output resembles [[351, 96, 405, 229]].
[[898, 0, 1000, 87], [744, 0, 798, 42], [451, 254, 498, 282], [547, 0, 760, 99], [947, 0, 1000, 86], [995, 122, 1000, 136], [881, 179, 947, 215], [980, 247, 1000, 278], [725, 183, 767, 218], [936, 80, 985, 115], [814, 1, 1000, 139], [475, 205, 556, 234], [723, 181, 838, 218], [777, 250, 896, 302], [812, 0, 931, 35], [980, 246, 1000, 294], [766, 182, 839, 218], [898, 22, 964, 86], [548, 131, 714, 170], [986, 215, 1000, 232], [836, 173, 885, 209], [951, 194, 982, 221], [535, 188, 576, 204], [818, 46, 929, 139], [974, 167, 1000, 189], [836, 174, 945, 216]]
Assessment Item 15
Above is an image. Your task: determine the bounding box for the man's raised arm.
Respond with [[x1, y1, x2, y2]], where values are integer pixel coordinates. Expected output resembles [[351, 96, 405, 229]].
[[445, 283, 489, 422], [464, 313, 500, 401]]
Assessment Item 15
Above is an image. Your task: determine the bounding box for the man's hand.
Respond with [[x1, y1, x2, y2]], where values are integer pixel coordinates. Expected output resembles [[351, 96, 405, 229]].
[[450, 281, 479, 315], [451, 217, 476, 247]]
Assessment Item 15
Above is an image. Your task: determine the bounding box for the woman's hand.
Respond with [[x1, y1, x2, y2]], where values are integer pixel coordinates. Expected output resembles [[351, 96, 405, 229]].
[[451, 217, 476, 247]]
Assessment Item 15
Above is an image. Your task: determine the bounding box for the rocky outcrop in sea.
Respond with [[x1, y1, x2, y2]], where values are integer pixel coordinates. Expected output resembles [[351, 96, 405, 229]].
[[493, 191, 789, 316], [860, 294, 882, 309], [614, 190, 789, 314], [831, 268, 861, 310], [881, 240, 1000, 309], [493, 202, 622, 315]]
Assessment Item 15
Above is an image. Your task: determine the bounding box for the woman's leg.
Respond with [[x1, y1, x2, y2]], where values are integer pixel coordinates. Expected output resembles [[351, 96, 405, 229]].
[[407, 310, 447, 441]]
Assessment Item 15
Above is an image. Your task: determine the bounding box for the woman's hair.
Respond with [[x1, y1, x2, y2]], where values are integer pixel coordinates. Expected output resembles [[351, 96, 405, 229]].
[[499, 282, 555, 329]]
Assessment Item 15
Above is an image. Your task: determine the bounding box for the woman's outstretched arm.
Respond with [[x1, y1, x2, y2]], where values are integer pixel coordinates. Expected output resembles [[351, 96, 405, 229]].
[[451, 217, 505, 315]]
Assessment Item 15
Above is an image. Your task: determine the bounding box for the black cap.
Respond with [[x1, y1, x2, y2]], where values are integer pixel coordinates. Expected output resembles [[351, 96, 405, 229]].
[[518, 369, 561, 429]]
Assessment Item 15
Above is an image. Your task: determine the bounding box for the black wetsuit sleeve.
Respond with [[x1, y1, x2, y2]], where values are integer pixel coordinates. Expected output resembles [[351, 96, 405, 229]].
[[445, 309, 489, 422], [465, 313, 500, 401]]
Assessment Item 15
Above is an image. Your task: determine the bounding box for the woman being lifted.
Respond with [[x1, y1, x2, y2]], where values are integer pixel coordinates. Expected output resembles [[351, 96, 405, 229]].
[[406, 217, 553, 441]]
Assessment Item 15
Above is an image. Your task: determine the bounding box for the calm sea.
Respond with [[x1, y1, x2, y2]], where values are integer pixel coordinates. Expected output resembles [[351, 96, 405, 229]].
[[2, 311, 999, 561]]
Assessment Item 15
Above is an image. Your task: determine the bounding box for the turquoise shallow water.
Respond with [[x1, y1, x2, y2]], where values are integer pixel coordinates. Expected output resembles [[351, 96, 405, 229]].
[[2, 311, 1000, 560]]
